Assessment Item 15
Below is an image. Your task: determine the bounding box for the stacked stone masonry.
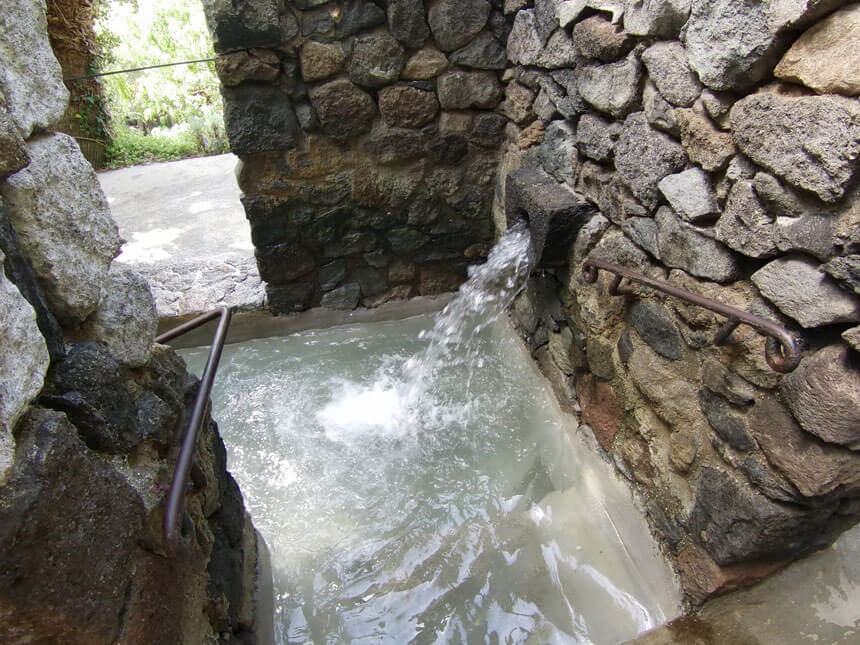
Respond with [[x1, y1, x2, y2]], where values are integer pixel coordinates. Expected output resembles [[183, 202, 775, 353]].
[[204, 0, 513, 313], [1, 2, 267, 642], [498, 0, 860, 605]]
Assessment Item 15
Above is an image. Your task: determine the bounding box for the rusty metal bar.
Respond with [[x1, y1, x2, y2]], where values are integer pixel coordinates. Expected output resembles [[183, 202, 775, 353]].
[[581, 258, 801, 373], [155, 306, 232, 556]]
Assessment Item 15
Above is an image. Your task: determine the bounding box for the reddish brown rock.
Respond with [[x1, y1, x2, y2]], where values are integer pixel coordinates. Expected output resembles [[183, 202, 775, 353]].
[[577, 373, 622, 451], [677, 543, 787, 606]]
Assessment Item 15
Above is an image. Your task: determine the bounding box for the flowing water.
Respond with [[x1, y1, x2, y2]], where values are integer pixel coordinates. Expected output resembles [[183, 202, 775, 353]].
[[181, 226, 680, 643]]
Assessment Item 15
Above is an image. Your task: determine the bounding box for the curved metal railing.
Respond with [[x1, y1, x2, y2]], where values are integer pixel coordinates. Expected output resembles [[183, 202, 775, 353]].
[[155, 306, 232, 556], [581, 258, 801, 373]]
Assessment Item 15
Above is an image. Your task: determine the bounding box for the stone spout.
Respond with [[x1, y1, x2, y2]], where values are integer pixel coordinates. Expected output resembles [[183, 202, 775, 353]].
[[505, 168, 597, 267]]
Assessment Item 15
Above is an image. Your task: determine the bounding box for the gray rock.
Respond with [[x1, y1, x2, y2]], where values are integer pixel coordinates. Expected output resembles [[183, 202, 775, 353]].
[[624, 0, 691, 38], [572, 213, 610, 265], [675, 106, 735, 172], [387, 228, 428, 255], [532, 89, 558, 121], [627, 299, 685, 360], [437, 71, 503, 109], [577, 54, 642, 119], [699, 390, 757, 451], [294, 101, 319, 132], [309, 80, 377, 140], [320, 283, 361, 310], [683, 0, 789, 91], [844, 326, 860, 352], [201, 0, 282, 53], [689, 466, 840, 566], [822, 255, 860, 296], [715, 180, 779, 259], [378, 86, 439, 129], [752, 172, 806, 219], [780, 344, 860, 449], [750, 394, 860, 499], [774, 212, 837, 262], [335, 0, 386, 38], [507, 10, 544, 65], [641, 41, 702, 107], [428, 0, 491, 51], [540, 120, 577, 184], [353, 266, 388, 297], [658, 168, 719, 223], [222, 84, 298, 155], [701, 89, 735, 128], [542, 71, 588, 119], [0, 408, 145, 642], [572, 15, 633, 62], [620, 216, 660, 258], [730, 93, 860, 203], [302, 6, 336, 37], [774, 3, 860, 96], [0, 105, 29, 178], [576, 112, 621, 162], [0, 200, 63, 359], [656, 207, 742, 282], [79, 266, 156, 368], [752, 255, 860, 327], [702, 358, 756, 407], [642, 78, 678, 135], [535, 29, 580, 69], [319, 259, 347, 292], [267, 281, 315, 313], [0, 0, 69, 138], [534, 0, 560, 43], [1, 134, 121, 326], [0, 251, 49, 477], [726, 155, 757, 182], [449, 32, 507, 70], [388, 0, 430, 48], [41, 342, 140, 453], [615, 112, 687, 210], [299, 41, 346, 83], [348, 34, 406, 89]]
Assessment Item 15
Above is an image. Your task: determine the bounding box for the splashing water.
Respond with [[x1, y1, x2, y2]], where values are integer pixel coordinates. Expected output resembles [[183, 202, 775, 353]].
[[318, 223, 533, 439], [181, 224, 679, 644]]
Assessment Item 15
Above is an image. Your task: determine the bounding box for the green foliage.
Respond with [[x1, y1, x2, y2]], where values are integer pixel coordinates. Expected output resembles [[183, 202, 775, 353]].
[[95, 0, 228, 167]]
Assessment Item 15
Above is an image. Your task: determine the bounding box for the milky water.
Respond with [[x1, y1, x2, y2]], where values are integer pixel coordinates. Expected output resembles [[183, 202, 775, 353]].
[[181, 226, 680, 643]]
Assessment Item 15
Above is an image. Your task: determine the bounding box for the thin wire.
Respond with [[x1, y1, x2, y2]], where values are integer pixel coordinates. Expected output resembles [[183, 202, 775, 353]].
[[63, 57, 216, 82]]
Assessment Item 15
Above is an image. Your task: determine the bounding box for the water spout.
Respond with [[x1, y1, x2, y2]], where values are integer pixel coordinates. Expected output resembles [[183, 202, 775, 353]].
[[505, 168, 597, 267]]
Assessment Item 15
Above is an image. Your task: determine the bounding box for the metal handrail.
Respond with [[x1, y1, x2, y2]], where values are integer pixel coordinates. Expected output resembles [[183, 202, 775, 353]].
[[581, 258, 801, 373], [155, 306, 232, 556]]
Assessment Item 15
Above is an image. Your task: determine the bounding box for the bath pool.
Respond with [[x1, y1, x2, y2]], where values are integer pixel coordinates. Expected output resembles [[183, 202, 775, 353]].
[[181, 311, 681, 644]]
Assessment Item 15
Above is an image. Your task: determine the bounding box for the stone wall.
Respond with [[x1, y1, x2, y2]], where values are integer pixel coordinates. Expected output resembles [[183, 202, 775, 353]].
[[0, 2, 267, 642], [497, 0, 860, 605], [203, 0, 511, 313]]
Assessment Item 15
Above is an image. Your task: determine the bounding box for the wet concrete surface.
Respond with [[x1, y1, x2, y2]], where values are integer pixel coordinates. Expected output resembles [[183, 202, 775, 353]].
[[98, 154, 265, 317], [629, 524, 859, 644]]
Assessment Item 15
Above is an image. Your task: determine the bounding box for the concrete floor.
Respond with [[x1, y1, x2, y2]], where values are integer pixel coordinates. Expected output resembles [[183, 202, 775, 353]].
[[99, 153, 251, 264], [98, 154, 265, 317]]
